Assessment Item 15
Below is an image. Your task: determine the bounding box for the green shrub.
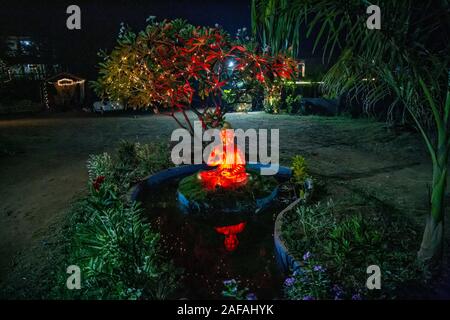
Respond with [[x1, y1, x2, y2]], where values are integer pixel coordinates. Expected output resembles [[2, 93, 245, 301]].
[[53, 141, 179, 299], [87, 141, 171, 194], [285, 94, 302, 114], [263, 100, 279, 114], [117, 140, 139, 167], [291, 155, 308, 187], [288, 200, 336, 244], [263, 85, 282, 114], [135, 142, 172, 176], [222, 279, 249, 300], [87, 153, 114, 181], [281, 196, 420, 299], [263, 82, 301, 114], [72, 183, 180, 299], [291, 155, 313, 199]]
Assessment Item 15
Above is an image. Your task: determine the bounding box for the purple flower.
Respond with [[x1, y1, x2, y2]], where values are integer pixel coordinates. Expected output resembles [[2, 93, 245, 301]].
[[223, 279, 236, 287], [302, 295, 315, 300], [284, 277, 296, 287], [313, 265, 325, 272], [246, 293, 257, 300], [303, 251, 312, 261], [351, 293, 362, 300], [332, 285, 344, 300]]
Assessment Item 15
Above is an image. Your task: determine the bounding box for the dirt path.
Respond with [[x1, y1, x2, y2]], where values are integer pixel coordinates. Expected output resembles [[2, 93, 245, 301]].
[[0, 112, 442, 298]]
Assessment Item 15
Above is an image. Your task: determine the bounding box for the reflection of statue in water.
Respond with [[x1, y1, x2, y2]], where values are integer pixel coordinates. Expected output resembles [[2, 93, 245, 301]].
[[215, 222, 246, 252], [198, 122, 248, 190]]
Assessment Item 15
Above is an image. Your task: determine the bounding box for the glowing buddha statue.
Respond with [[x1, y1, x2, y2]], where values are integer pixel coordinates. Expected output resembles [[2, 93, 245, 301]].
[[198, 122, 248, 190]]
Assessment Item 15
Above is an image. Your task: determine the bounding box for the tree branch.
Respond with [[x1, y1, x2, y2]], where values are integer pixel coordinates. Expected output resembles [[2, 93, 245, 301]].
[[181, 109, 194, 135], [162, 111, 189, 132]]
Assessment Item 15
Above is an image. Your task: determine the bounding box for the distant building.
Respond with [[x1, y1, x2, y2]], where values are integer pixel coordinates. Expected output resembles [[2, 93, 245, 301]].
[[44, 72, 86, 110], [0, 35, 75, 111], [0, 35, 62, 80]]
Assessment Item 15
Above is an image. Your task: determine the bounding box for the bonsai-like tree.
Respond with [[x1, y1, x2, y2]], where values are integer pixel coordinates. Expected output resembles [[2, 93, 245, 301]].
[[252, 0, 450, 273], [92, 18, 299, 133]]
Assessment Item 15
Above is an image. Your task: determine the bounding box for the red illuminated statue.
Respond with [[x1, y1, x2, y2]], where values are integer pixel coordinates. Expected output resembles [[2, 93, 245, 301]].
[[215, 222, 246, 251], [198, 122, 248, 190]]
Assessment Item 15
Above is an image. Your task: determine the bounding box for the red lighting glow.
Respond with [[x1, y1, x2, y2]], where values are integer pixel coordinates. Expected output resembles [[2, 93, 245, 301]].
[[198, 128, 248, 190], [215, 222, 246, 251]]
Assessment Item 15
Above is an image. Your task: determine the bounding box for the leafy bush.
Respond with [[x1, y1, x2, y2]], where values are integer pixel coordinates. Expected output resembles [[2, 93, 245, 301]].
[[117, 140, 139, 167], [263, 82, 303, 114], [263, 84, 282, 114], [291, 155, 308, 186], [70, 182, 180, 299], [281, 196, 420, 299], [87, 141, 171, 194], [53, 141, 178, 299], [291, 155, 313, 199], [285, 94, 302, 114], [263, 98, 280, 114], [223, 89, 253, 113], [87, 152, 114, 181], [136, 142, 172, 174], [222, 279, 257, 300], [288, 200, 336, 245]]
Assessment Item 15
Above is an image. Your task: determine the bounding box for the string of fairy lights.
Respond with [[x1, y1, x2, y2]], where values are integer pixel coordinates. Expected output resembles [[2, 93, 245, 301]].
[[54, 78, 85, 87]]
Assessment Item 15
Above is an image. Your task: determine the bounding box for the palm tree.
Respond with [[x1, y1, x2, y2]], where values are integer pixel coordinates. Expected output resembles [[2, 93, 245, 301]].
[[251, 0, 301, 56], [252, 0, 450, 274]]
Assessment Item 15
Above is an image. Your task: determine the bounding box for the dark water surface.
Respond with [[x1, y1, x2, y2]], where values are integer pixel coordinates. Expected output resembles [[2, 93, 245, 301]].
[[141, 179, 292, 299]]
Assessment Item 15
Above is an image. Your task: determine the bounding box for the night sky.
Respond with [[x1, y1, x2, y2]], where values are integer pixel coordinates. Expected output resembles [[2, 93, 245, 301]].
[[0, 0, 252, 79]]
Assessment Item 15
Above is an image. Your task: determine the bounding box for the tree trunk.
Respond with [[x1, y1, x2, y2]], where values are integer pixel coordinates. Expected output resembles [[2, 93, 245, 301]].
[[418, 147, 448, 275]]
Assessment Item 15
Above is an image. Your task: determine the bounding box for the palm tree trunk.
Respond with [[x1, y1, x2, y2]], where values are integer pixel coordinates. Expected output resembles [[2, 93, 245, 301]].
[[418, 143, 448, 274]]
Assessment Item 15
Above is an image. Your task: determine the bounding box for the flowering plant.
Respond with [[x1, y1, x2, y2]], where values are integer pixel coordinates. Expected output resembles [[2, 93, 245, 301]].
[[222, 279, 257, 300], [92, 18, 299, 132], [92, 175, 106, 191], [283, 252, 331, 300]]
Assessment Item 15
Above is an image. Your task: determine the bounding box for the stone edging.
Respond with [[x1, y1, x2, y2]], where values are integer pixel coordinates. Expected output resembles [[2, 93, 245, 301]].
[[274, 198, 303, 273]]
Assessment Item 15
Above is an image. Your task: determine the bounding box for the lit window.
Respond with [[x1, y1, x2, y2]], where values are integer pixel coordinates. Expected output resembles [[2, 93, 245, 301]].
[[20, 40, 32, 47]]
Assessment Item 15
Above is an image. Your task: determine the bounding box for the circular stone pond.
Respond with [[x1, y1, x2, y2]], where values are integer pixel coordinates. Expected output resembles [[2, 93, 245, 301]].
[[131, 164, 293, 299]]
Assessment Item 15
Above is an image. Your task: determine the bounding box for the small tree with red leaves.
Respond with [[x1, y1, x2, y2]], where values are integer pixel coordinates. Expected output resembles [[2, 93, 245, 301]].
[[92, 19, 299, 132]]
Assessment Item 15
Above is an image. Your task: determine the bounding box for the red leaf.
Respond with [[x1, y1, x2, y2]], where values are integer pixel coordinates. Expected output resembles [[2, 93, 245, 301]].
[[230, 45, 246, 52]]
